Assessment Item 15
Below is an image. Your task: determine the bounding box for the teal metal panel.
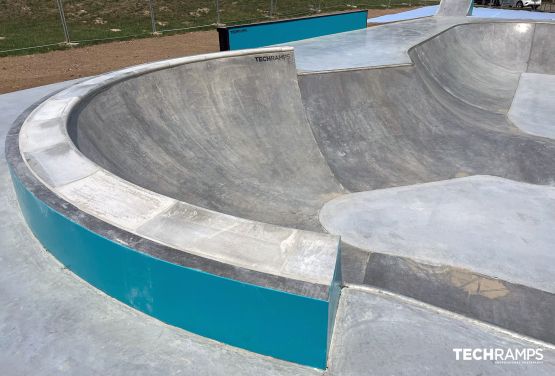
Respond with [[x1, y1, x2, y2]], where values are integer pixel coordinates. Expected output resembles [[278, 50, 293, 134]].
[[219, 10, 368, 51], [9, 169, 330, 369]]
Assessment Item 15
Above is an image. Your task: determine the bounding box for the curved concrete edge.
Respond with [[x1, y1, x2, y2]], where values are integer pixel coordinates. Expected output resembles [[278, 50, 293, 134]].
[[290, 18, 555, 73], [405, 21, 555, 77], [17, 47, 339, 294], [320, 175, 555, 294], [330, 286, 555, 375], [8, 169, 331, 368], [360, 250, 555, 344], [408, 22, 536, 113], [288, 16, 473, 72], [6, 49, 343, 369], [320, 176, 555, 343]]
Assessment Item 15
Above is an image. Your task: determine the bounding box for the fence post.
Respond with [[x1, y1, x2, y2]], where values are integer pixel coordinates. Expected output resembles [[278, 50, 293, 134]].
[[55, 0, 71, 44], [269, 0, 274, 17], [317, 0, 322, 12], [216, 0, 221, 25], [148, 0, 157, 34]]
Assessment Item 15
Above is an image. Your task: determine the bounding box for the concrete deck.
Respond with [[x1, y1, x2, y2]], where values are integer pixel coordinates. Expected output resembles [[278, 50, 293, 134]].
[[286, 17, 472, 71], [329, 287, 555, 375], [320, 176, 555, 294]]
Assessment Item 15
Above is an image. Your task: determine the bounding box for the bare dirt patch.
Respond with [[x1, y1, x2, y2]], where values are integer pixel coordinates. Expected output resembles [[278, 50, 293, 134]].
[[0, 31, 219, 94]]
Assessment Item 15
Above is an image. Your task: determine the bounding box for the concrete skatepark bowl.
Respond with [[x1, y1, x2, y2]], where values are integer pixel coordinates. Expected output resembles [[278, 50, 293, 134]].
[[4, 11, 555, 374]]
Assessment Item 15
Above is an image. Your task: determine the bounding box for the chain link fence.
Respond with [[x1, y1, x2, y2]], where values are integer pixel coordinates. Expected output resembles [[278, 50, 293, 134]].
[[4, 0, 501, 56]]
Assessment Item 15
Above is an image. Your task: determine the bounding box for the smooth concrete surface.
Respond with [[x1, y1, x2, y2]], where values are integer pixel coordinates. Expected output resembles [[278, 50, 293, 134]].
[[70, 48, 344, 232], [27, 22, 555, 237], [436, 0, 473, 16], [299, 23, 555, 195], [5, 87, 551, 375], [17, 48, 341, 299], [509, 73, 555, 139], [410, 22, 534, 112], [288, 17, 555, 72], [368, 5, 440, 23], [328, 287, 555, 375], [367, 5, 555, 23], [320, 176, 555, 294], [30, 22, 553, 303], [286, 16, 472, 71], [4, 14, 555, 374], [528, 23, 555, 74], [296, 21, 555, 341], [0, 83, 322, 376], [9, 50, 342, 367]]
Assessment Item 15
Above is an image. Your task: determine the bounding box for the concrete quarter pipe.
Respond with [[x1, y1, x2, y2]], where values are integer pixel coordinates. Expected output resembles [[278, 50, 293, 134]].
[[4, 8, 555, 373], [437, 0, 474, 16]]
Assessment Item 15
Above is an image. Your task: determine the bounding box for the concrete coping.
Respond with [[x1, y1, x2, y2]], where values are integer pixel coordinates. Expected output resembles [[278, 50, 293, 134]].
[[18, 47, 340, 300]]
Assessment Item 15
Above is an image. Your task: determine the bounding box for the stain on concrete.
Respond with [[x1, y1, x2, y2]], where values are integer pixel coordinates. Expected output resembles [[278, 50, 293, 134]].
[[449, 269, 509, 299]]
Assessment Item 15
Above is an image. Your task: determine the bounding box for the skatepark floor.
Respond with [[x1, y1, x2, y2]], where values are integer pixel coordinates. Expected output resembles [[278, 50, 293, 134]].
[[1, 76, 554, 376]]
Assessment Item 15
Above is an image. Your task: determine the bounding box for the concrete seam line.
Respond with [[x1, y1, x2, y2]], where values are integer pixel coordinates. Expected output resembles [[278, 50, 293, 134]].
[[344, 283, 555, 350]]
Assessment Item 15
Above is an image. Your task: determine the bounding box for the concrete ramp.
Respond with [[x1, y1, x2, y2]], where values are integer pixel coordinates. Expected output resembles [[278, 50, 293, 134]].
[[12, 48, 344, 368], [509, 73, 555, 139], [410, 23, 534, 113], [320, 176, 555, 295], [72, 49, 344, 231], [436, 0, 473, 16], [299, 25, 555, 193], [299, 22, 555, 343], [69, 23, 555, 344]]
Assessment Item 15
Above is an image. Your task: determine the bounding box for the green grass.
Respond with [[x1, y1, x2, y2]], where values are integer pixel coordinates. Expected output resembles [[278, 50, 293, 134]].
[[0, 0, 438, 57]]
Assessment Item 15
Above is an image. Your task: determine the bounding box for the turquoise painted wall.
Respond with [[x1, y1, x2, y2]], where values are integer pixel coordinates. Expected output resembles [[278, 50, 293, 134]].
[[221, 10, 368, 50], [9, 169, 332, 369]]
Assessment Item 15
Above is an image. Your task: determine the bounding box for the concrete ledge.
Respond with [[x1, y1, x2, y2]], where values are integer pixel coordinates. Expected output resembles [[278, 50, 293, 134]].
[[329, 287, 555, 375], [6, 48, 341, 368], [362, 252, 555, 344], [321, 176, 555, 343]]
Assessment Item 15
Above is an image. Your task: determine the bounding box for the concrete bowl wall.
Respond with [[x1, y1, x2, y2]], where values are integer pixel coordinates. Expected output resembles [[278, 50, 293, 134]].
[[6, 48, 342, 369]]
